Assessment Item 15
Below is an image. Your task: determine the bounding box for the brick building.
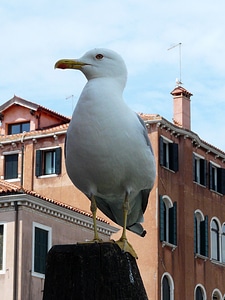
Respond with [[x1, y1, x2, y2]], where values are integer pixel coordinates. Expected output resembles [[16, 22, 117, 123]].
[[0, 90, 225, 299]]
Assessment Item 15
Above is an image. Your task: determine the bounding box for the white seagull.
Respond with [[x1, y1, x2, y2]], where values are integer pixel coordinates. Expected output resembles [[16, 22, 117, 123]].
[[55, 48, 156, 258]]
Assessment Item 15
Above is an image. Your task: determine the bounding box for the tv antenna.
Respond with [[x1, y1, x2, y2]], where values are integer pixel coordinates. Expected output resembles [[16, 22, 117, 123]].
[[168, 42, 182, 85], [66, 95, 74, 112]]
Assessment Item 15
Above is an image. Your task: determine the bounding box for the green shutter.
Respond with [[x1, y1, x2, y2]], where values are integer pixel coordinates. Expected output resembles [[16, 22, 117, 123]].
[[169, 202, 177, 245], [169, 143, 178, 172], [209, 162, 213, 190], [55, 147, 62, 175], [219, 168, 225, 195], [200, 216, 208, 257], [159, 195, 165, 242], [159, 137, 164, 166], [194, 214, 197, 254], [34, 227, 48, 274], [35, 150, 42, 177], [193, 154, 196, 182]]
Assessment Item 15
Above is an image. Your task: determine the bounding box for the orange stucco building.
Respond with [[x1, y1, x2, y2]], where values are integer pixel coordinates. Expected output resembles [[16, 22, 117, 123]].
[[0, 91, 225, 299]]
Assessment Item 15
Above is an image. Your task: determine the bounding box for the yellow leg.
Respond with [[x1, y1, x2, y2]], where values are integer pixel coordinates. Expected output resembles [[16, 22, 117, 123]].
[[115, 193, 138, 259], [90, 194, 102, 242]]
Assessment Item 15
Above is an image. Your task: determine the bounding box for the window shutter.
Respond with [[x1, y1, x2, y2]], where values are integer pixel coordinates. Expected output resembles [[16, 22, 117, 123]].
[[193, 155, 196, 182], [34, 227, 48, 274], [55, 147, 62, 175], [219, 168, 225, 195], [159, 136, 164, 166], [169, 143, 178, 172], [200, 216, 208, 257], [203, 159, 207, 186], [204, 216, 208, 257], [194, 214, 197, 254], [35, 150, 42, 177], [169, 202, 177, 245], [199, 159, 207, 186], [209, 162, 213, 190], [159, 195, 165, 242]]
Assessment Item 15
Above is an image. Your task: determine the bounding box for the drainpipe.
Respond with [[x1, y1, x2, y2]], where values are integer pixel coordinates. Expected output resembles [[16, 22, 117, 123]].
[[20, 131, 26, 189], [13, 201, 19, 300]]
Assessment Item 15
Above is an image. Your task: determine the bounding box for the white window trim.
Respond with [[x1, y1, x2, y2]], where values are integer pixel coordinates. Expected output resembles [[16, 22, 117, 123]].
[[210, 217, 222, 263], [162, 195, 173, 243], [161, 272, 174, 300], [0, 223, 7, 274], [194, 284, 207, 300], [194, 210, 205, 254], [32, 222, 52, 279], [212, 288, 223, 300]]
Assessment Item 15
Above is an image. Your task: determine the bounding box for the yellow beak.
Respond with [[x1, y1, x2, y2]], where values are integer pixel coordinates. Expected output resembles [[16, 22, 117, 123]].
[[54, 59, 88, 70]]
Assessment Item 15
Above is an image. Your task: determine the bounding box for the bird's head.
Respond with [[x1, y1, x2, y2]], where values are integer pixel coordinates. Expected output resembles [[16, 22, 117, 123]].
[[55, 48, 128, 87]]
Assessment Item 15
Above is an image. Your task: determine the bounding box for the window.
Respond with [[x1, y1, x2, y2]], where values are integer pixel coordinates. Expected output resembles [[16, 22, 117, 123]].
[[161, 273, 174, 300], [211, 219, 220, 261], [212, 289, 223, 300], [209, 162, 225, 194], [194, 211, 208, 257], [159, 195, 177, 245], [35, 147, 62, 176], [193, 154, 207, 186], [159, 136, 178, 172], [4, 153, 18, 179], [32, 223, 52, 276], [8, 121, 30, 135], [195, 285, 206, 300]]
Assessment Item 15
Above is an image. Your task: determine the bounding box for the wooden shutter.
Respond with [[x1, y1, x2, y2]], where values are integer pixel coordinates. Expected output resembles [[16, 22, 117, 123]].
[[193, 155, 196, 182], [55, 147, 62, 175], [209, 162, 213, 190], [200, 216, 208, 257], [218, 168, 225, 195], [169, 202, 177, 245], [159, 195, 165, 242], [194, 214, 197, 254], [34, 227, 48, 274], [159, 136, 164, 166], [35, 150, 42, 177], [169, 143, 178, 172]]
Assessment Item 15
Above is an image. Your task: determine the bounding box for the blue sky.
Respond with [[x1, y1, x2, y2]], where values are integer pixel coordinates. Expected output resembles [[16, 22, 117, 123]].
[[1, 0, 225, 150]]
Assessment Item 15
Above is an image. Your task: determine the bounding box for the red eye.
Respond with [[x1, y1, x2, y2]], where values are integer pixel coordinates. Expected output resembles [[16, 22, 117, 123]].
[[96, 54, 104, 60]]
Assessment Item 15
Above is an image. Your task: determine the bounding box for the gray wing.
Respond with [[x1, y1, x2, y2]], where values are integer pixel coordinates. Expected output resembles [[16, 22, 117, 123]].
[[136, 114, 154, 155]]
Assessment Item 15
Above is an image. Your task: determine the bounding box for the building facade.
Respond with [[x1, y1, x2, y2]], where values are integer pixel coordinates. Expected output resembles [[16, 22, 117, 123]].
[[0, 180, 117, 300], [0, 91, 225, 299]]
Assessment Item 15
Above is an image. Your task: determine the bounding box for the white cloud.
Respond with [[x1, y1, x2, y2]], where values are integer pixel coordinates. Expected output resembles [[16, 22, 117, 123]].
[[0, 0, 225, 149]]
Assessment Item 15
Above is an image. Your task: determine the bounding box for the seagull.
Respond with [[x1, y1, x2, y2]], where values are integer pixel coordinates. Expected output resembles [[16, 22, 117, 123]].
[[55, 48, 156, 258]]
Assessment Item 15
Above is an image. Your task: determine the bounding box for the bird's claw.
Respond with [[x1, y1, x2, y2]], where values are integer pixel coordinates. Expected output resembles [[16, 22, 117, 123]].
[[115, 238, 138, 259]]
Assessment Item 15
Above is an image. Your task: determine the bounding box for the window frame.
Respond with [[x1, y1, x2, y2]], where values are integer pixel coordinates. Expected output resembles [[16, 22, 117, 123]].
[[159, 136, 178, 172], [212, 289, 223, 300], [194, 284, 206, 300], [32, 222, 52, 278], [161, 272, 174, 300], [8, 121, 30, 135], [209, 162, 225, 195], [4, 151, 19, 180], [193, 153, 207, 186], [35, 147, 62, 177], [194, 210, 208, 257], [211, 218, 221, 262], [0, 223, 6, 274], [159, 195, 177, 246]]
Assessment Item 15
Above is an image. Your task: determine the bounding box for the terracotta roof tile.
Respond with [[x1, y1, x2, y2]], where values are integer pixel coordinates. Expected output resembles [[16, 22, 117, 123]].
[[0, 179, 109, 224]]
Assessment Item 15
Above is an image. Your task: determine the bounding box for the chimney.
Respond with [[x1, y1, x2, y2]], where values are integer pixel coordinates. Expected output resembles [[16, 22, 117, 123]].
[[171, 86, 193, 130]]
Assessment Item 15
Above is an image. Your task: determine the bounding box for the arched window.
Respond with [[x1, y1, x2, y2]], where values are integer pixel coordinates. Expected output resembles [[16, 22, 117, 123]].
[[194, 210, 208, 256], [211, 219, 220, 261], [159, 195, 177, 245], [161, 273, 174, 300], [195, 285, 206, 300], [212, 288, 223, 300], [222, 224, 225, 263]]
